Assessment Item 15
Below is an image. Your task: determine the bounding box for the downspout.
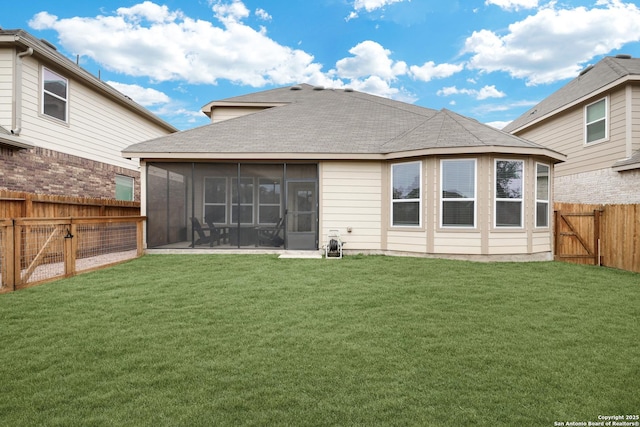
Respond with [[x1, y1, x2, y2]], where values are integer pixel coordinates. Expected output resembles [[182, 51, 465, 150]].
[[11, 46, 34, 136]]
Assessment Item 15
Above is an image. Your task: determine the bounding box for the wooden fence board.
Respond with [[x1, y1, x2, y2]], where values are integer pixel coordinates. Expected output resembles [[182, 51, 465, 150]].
[[554, 203, 640, 273]]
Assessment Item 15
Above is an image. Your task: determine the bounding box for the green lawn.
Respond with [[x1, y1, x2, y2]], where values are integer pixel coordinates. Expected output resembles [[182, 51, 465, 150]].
[[0, 255, 638, 426]]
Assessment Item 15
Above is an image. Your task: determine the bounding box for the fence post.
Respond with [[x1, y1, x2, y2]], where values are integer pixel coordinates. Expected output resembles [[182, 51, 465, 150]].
[[1, 221, 16, 291], [64, 222, 77, 278], [594, 209, 601, 266], [553, 210, 560, 259], [137, 218, 144, 257]]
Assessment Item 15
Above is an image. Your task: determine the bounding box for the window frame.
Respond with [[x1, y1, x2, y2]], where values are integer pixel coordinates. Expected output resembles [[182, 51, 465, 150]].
[[115, 174, 134, 201], [42, 67, 69, 122], [535, 162, 550, 229], [584, 97, 608, 145], [494, 159, 524, 229], [203, 177, 228, 225], [440, 158, 477, 229], [390, 161, 422, 228]]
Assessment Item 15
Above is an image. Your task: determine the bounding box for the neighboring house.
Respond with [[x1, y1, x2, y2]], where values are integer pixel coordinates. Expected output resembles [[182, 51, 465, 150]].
[[503, 55, 640, 204], [123, 84, 565, 259], [0, 29, 177, 201]]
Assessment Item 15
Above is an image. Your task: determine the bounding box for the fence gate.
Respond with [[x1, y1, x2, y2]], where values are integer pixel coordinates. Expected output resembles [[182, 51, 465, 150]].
[[554, 209, 602, 266]]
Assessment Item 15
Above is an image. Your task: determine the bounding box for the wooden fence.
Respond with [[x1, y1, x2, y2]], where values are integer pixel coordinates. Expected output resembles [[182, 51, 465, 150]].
[[554, 203, 640, 273], [0, 190, 140, 219], [0, 216, 145, 292]]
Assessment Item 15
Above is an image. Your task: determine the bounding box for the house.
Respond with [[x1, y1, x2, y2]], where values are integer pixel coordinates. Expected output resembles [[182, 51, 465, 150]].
[[123, 84, 565, 259], [0, 29, 177, 201], [503, 55, 640, 204]]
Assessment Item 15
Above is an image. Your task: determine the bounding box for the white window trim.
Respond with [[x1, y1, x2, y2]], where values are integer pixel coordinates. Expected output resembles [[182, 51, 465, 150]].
[[391, 161, 422, 228], [494, 159, 524, 229], [41, 66, 68, 122], [203, 177, 228, 224], [584, 97, 609, 145], [535, 162, 550, 229], [440, 158, 477, 229]]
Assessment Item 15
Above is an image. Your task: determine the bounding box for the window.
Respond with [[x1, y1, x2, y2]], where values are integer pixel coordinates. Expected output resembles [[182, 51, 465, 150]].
[[495, 160, 524, 228], [441, 159, 476, 227], [204, 177, 227, 224], [391, 162, 421, 226], [258, 178, 281, 224], [115, 175, 134, 201], [536, 163, 550, 228], [42, 68, 68, 121], [585, 98, 607, 144], [232, 177, 254, 224]]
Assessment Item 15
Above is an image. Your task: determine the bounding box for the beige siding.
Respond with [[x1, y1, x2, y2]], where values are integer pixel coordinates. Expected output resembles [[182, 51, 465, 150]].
[[211, 106, 269, 123], [487, 233, 528, 255], [633, 85, 640, 154], [433, 231, 482, 255], [320, 161, 382, 250], [0, 48, 13, 129], [516, 89, 629, 177], [531, 232, 551, 253], [387, 230, 428, 252], [15, 56, 172, 171]]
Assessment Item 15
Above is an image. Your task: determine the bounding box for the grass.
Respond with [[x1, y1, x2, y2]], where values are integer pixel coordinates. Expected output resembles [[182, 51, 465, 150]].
[[0, 255, 638, 426]]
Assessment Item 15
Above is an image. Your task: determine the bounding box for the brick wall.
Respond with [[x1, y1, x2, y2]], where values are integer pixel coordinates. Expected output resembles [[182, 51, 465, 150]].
[[0, 146, 140, 200], [554, 167, 640, 204]]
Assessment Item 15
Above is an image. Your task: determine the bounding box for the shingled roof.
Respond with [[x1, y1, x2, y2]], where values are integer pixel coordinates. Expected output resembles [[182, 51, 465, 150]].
[[123, 84, 565, 162], [503, 55, 640, 133]]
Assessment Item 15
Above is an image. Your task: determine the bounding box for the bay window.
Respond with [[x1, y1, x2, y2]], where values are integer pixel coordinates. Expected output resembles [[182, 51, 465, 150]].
[[441, 159, 476, 227], [536, 163, 550, 228], [391, 162, 421, 227], [495, 160, 524, 228]]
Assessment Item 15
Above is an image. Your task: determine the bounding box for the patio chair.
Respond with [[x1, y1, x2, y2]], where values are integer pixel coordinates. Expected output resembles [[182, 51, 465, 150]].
[[204, 215, 228, 247], [255, 217, 285, 247], [190, 217, 210, 247]]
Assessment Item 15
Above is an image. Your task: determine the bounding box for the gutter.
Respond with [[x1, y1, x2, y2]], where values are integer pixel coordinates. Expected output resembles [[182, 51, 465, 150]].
[[11, 46, 34, 136]]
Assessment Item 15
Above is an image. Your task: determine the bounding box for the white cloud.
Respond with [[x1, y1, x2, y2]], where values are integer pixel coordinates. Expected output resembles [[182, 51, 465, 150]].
[[255, 8, 272, 21], [335, 40, 407, 80], [485, 0, 538, 11], [464, 0, 640, 85], [28, 1, 328, 88], [353, 0, 407, 12], [437, 85, 506, 100], [409, 61, 464, 82], [106, 81, 170, 106]]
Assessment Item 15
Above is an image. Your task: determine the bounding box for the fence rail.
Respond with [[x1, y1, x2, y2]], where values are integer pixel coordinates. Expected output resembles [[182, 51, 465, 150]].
[[0, 216, 145, 292], [0, 190, 140, 219], [554, 203, 639, 273]]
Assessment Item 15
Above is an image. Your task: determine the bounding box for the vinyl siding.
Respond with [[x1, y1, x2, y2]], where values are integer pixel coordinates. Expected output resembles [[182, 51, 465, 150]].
[[433, 232, 482, 255], [14, 55, 172, 171], [387, 230, 428, 253], [211, 106, 270, 123], [0, 48, 13, 129], [320, 161, 382, 250], [516, 88, 629, 177], [633, 85, 640, 154], [487, 233, 528, 255]]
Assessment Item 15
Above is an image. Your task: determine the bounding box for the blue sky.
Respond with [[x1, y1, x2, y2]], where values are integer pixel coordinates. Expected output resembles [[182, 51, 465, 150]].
[[3, 0, 640, 130]]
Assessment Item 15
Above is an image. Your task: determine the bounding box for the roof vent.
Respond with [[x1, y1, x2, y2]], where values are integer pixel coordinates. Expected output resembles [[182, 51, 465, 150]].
[[290, 85, 302, 90], [344, 88, 354, 92], [579, 65, 594, 76], [615, 54, 632, 59], [313, 85, 324, 91], [40, 38, 57, 50]]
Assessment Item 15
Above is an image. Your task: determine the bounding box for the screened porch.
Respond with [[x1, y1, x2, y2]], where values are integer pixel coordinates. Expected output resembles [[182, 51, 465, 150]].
[[146, 162, 318, 250]]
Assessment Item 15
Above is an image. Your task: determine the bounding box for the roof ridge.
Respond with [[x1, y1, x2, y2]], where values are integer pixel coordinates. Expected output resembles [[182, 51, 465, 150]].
[[440, 109, 484, 145]]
